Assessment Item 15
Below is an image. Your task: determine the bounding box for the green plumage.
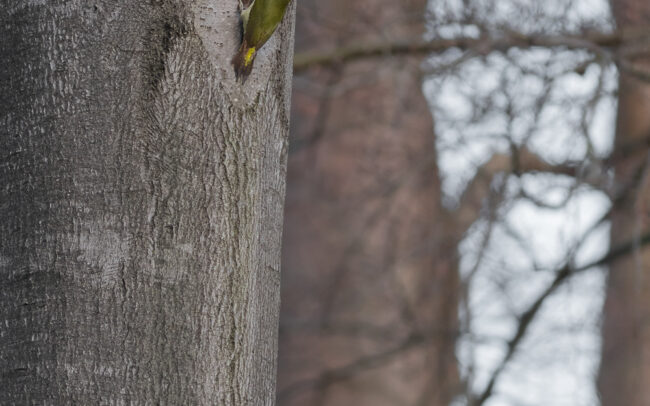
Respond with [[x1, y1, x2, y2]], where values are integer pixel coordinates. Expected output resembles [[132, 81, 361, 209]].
[[232, 0, 292, 82]]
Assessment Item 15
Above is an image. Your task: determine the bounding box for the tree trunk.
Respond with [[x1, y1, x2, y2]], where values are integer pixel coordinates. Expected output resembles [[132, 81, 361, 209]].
[[277, 1, 459, 405], [599, 1, 650, 404], [0, 1, 294, 404]]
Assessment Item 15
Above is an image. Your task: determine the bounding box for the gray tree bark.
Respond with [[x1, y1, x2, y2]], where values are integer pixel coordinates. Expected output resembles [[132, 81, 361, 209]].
[[0, 1, 294, 404]]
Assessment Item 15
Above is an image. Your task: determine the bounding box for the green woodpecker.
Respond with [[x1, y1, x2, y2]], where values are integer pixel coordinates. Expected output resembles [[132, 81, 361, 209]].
[[232, 0, 292, 82]]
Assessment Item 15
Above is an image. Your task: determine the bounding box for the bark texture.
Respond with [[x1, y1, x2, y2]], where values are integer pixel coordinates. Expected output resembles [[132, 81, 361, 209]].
[[599, 1, 650, 405], [0, 1, 294, 404], [277, 1, 459, 405]]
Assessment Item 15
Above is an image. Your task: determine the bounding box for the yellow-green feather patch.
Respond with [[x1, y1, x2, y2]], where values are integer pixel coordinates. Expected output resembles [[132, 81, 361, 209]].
[[244, 47, 256, 66]]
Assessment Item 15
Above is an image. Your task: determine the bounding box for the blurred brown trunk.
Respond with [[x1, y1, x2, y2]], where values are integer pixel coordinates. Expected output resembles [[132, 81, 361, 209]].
[[599, 2, 650, 405], [277, 1, 460, 405]]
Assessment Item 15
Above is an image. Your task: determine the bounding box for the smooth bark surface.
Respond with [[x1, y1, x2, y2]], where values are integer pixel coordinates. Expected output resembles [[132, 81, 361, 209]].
[[0, 1, 294, 404]]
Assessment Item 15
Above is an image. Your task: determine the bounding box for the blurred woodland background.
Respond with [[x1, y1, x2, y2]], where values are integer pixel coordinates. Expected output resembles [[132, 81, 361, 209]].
[[276, 0, 650, 405]]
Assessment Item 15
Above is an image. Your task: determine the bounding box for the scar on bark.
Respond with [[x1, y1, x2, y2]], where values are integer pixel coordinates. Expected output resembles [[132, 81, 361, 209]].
[[143, 5, 190, 92]]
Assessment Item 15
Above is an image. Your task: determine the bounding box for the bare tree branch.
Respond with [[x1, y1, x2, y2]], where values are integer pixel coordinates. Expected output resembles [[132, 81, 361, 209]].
[[278, 333, 428, 403], [456, 147, 589, 233], [471, 230, 650, 406], [294, 31, 630, 72]]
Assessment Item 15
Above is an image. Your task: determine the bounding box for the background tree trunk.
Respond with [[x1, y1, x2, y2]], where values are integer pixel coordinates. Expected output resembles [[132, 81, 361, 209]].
[[277, 1, 460, 405], [0, 1, 294, 404], [599, 1, 650, 404]]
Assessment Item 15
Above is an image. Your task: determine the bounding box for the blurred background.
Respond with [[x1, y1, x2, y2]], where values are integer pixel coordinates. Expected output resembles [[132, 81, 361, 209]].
[[277, 0, 650, 405]]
